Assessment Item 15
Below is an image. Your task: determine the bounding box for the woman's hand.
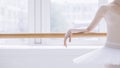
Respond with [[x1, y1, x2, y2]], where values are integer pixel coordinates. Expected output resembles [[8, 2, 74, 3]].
[[64, 29, 72, 47], [64, 29, 89, 47]]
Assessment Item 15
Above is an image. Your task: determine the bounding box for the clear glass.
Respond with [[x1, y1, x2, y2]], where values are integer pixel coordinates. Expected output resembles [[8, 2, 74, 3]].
[[51, 0, 99, 32], [0, 0, 30, 45]]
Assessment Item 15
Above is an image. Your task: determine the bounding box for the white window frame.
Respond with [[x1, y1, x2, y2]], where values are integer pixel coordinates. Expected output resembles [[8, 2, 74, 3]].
[[32, 0, 50, 44], [28, 0, 35, 44]]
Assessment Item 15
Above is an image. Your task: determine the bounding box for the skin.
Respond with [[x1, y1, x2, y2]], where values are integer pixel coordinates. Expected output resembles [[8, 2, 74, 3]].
[[64, 0, 120, 47], [64, 4, 107, 47]]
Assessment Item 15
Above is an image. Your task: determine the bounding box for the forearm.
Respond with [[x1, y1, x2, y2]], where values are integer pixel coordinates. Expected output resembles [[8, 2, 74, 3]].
[[70, 29, 89, 33]]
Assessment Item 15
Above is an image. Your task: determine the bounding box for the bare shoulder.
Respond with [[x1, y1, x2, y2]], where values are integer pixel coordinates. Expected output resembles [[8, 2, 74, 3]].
[[107, 3, 120, 14]]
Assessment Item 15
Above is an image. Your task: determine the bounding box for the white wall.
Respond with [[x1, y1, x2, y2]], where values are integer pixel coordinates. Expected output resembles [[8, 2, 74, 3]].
[[0, 46, 104, 68]]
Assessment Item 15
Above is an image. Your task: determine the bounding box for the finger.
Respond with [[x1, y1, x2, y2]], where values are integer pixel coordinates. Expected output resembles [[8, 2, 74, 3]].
[[69, 33, 71, 42], [64, 31, 70, 47], [64, 38, 67, 45], [69, 32, 72, 42], [69, 36, 71, 42], [64, 36, 68, 47], [64, 41, 67, 48], [65, 32, 70, 40], [64, 34, 68, 42]]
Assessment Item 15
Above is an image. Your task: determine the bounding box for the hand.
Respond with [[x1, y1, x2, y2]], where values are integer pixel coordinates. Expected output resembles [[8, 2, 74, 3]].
[[64, 29, 88, 47], [64, 29, 72, 47]]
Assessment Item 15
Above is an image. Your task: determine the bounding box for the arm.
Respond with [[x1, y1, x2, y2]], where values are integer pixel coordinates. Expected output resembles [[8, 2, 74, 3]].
[[70, 5, 107, 33], [86, 5, 107, 31], [64, 5, 107, 47]]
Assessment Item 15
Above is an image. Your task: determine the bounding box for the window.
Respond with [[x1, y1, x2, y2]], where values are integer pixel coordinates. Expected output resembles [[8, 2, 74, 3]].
[[37, 0, 113, 45], [0, 0, 34, 45], [0, 0, 113, 45]]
